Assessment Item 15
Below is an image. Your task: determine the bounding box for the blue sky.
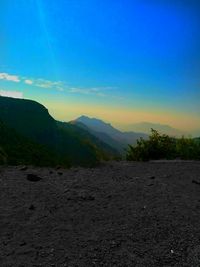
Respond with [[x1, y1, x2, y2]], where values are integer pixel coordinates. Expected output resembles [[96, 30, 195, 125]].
[[0, 0, 200, 131]]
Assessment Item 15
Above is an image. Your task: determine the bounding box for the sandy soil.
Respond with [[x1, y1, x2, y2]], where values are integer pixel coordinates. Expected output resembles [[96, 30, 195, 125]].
[[1, 161, 200, 267]]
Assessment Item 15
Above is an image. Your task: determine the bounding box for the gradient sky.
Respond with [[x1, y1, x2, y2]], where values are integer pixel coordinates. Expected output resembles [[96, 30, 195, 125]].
[[0, 0, 200, 132]]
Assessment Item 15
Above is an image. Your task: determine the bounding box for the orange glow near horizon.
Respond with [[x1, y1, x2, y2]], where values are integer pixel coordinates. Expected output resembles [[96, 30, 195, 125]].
[[43, 100, 199, 132]]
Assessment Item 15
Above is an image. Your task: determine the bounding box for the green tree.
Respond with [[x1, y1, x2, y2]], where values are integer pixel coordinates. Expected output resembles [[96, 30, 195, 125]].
[[126, 129, 200, 161], [176, 137, 200, 160]]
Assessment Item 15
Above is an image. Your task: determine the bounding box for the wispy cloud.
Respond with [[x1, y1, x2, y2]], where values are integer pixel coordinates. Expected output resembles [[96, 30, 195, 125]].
[[34, 79, 63, 89], [0, 73, 20, 82], [0, 90, 23, 99], [23, 77, 64, 90], [24, 79, 33, 85], [0, 72, 63, 90], [0, 72, 120, 99], [69, 87, 106, 97]]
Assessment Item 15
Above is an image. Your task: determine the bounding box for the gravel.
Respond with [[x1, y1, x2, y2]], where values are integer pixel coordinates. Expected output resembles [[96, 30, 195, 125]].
[[0, 161, 200, 266]]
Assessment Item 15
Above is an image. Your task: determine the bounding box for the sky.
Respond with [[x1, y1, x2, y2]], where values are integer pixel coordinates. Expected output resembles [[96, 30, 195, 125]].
[[0, 0, 200, 132]]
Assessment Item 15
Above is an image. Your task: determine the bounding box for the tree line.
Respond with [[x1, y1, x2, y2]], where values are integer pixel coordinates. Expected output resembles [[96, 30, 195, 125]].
[[126, 129, 200, 161]]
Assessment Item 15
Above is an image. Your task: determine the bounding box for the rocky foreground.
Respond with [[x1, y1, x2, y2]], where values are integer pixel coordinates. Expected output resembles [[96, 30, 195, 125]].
[[1, 161, 200, 267]]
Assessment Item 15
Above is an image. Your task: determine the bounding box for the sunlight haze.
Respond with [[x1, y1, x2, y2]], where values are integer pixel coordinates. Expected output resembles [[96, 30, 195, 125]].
[[1, 0, 200, 134]]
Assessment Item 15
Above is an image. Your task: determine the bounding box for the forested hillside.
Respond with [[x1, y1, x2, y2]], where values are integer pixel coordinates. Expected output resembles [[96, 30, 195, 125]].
[[0, 96, 118, 167]]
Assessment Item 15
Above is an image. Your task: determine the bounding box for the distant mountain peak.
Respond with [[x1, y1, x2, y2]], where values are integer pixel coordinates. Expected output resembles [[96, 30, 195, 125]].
[[0, 96, 119, 166], [77, 115, 111, 125], [75, 115, 119, 134], [73, 115, 148, 154], [128, 121, 185, 136]]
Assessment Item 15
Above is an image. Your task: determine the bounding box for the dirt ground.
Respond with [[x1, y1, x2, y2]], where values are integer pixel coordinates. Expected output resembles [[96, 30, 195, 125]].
[[1, 161, 200, 267]]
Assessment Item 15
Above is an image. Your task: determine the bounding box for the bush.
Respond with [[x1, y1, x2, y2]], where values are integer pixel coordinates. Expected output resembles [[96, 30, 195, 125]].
[[0, 146, 7, 165], [126, 129, 200, 161], [176, 137, 200, 160]]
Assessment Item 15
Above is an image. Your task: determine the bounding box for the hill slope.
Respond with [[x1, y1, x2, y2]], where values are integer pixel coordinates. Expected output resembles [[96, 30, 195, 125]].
[[0, 120, 61, 166], [70, 120, 125, 154], [57, 121, 120, 159], [73, 116, 148, 153], [0, 96, 57, 145], [0, 96, 117, 166]]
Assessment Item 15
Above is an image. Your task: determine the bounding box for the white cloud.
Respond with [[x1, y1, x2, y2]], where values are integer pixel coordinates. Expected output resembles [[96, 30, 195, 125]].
[[57, 87, 64, 92], [69, 87, 106, 97], [0, 73, 20, 82], [96, 92, 106, 97], [24, 79, 33, 85], [69, 88, 90, 94], [0, 72, 62, 90], [33, 79, 63, 89], [0, 72, 120, 99], [35, 80, 53, 88], [23, 77, 64, 90], [0, 90, 23, 99]]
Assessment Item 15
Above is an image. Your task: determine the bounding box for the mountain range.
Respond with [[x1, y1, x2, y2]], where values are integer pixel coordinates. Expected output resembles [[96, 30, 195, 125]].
[[126, 122, 186, 136], [1, 96, 198, 167], [71, 116, 148, 154], [0, 96, 119, 167]]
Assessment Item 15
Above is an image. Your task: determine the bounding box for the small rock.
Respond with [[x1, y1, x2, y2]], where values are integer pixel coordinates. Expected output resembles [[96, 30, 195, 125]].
[[78, 191, 95, 201], [56, 166, 61, 170], [192, 180, 200, 186], [20, 241, 27, 246], [58, 172, 63, 176], [20, 166, 28, 171], [81, 195, 95, 201], [27, 174, 42, 182], [29, 204, 35, 211]]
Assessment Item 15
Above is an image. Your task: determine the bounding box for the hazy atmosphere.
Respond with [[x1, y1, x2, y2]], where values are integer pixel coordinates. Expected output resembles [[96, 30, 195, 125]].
[[1, 0, 200, 133], [1, 2, 200, 266]]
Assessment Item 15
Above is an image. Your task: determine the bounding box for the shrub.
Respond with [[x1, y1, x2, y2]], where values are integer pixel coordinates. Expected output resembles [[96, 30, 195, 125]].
[[176, 137, 200, 160], [0, 146, 7, 165], [126, 129, 200, 161]]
